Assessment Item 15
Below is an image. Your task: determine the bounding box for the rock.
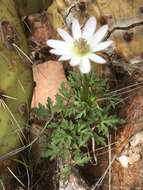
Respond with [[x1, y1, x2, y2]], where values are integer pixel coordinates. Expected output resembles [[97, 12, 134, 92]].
[[31, 61, 66, 107]]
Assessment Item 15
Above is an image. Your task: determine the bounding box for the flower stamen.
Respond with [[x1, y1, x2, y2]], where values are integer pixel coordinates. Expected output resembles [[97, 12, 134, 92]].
[[73, 38, 90, 56]]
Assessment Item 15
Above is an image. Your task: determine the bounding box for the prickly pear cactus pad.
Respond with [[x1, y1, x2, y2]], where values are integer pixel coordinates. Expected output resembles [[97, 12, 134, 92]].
[[14, 0, 52, 16], [0, 0, 33, 159]]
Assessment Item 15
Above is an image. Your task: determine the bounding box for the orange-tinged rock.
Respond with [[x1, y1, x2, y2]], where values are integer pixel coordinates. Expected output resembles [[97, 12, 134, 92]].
[[31, 61, 66, 107]]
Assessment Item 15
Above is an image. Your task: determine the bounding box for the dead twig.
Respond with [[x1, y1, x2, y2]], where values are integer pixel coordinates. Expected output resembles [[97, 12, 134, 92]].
[[106, 20, 143, 40]]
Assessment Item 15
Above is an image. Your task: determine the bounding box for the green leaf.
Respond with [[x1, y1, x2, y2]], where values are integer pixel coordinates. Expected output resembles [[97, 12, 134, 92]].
[[34, 71, 122, 179], [74, 154, 90, 166]]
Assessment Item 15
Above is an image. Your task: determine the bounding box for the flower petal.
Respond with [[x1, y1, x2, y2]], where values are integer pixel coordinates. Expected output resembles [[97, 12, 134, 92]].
[[79, 58, 91, 73], [59, 54, 72, 61], [70, 57, 80, 66], [82, 17, 96, 40], [57, 28, 73, 42], [49, 49, 66, 55], [47, 39, 67, 49], [89, 53, 106, 64], [72, 18, 81, 39], [92, 40, 113, 52], [92, 25, 109, 44]]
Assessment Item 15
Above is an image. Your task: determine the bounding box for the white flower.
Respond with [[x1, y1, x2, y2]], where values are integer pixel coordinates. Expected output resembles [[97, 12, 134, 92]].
[[47, 17, 112, 74]]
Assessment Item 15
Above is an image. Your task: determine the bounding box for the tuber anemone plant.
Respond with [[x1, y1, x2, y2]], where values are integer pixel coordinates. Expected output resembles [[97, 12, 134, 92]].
[[33, 71, 122, 179]]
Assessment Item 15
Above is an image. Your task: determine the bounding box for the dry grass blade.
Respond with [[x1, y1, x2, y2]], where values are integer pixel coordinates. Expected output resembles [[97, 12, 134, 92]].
[[95, 141, 118, 152], [2, 94, 17, 100], [0, 115, 54, 161], [1, 99, 26, 143], [109, 81, 143, 94], [12, 43, 33, 65], [7, 167, 25, 188], [92, 155, 117, 190], [97, 82, 143, 103], [0, 179, 6, 190], [108, 135, 112, 190], [92, 137, 97, 165]]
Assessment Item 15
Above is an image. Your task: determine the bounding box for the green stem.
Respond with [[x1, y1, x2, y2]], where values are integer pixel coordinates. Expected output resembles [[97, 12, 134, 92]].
[[82, 74, 89, 102]]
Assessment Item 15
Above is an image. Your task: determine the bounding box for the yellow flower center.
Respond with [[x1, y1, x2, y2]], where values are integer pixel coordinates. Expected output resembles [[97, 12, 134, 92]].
[[73, 38, 90, 56]]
